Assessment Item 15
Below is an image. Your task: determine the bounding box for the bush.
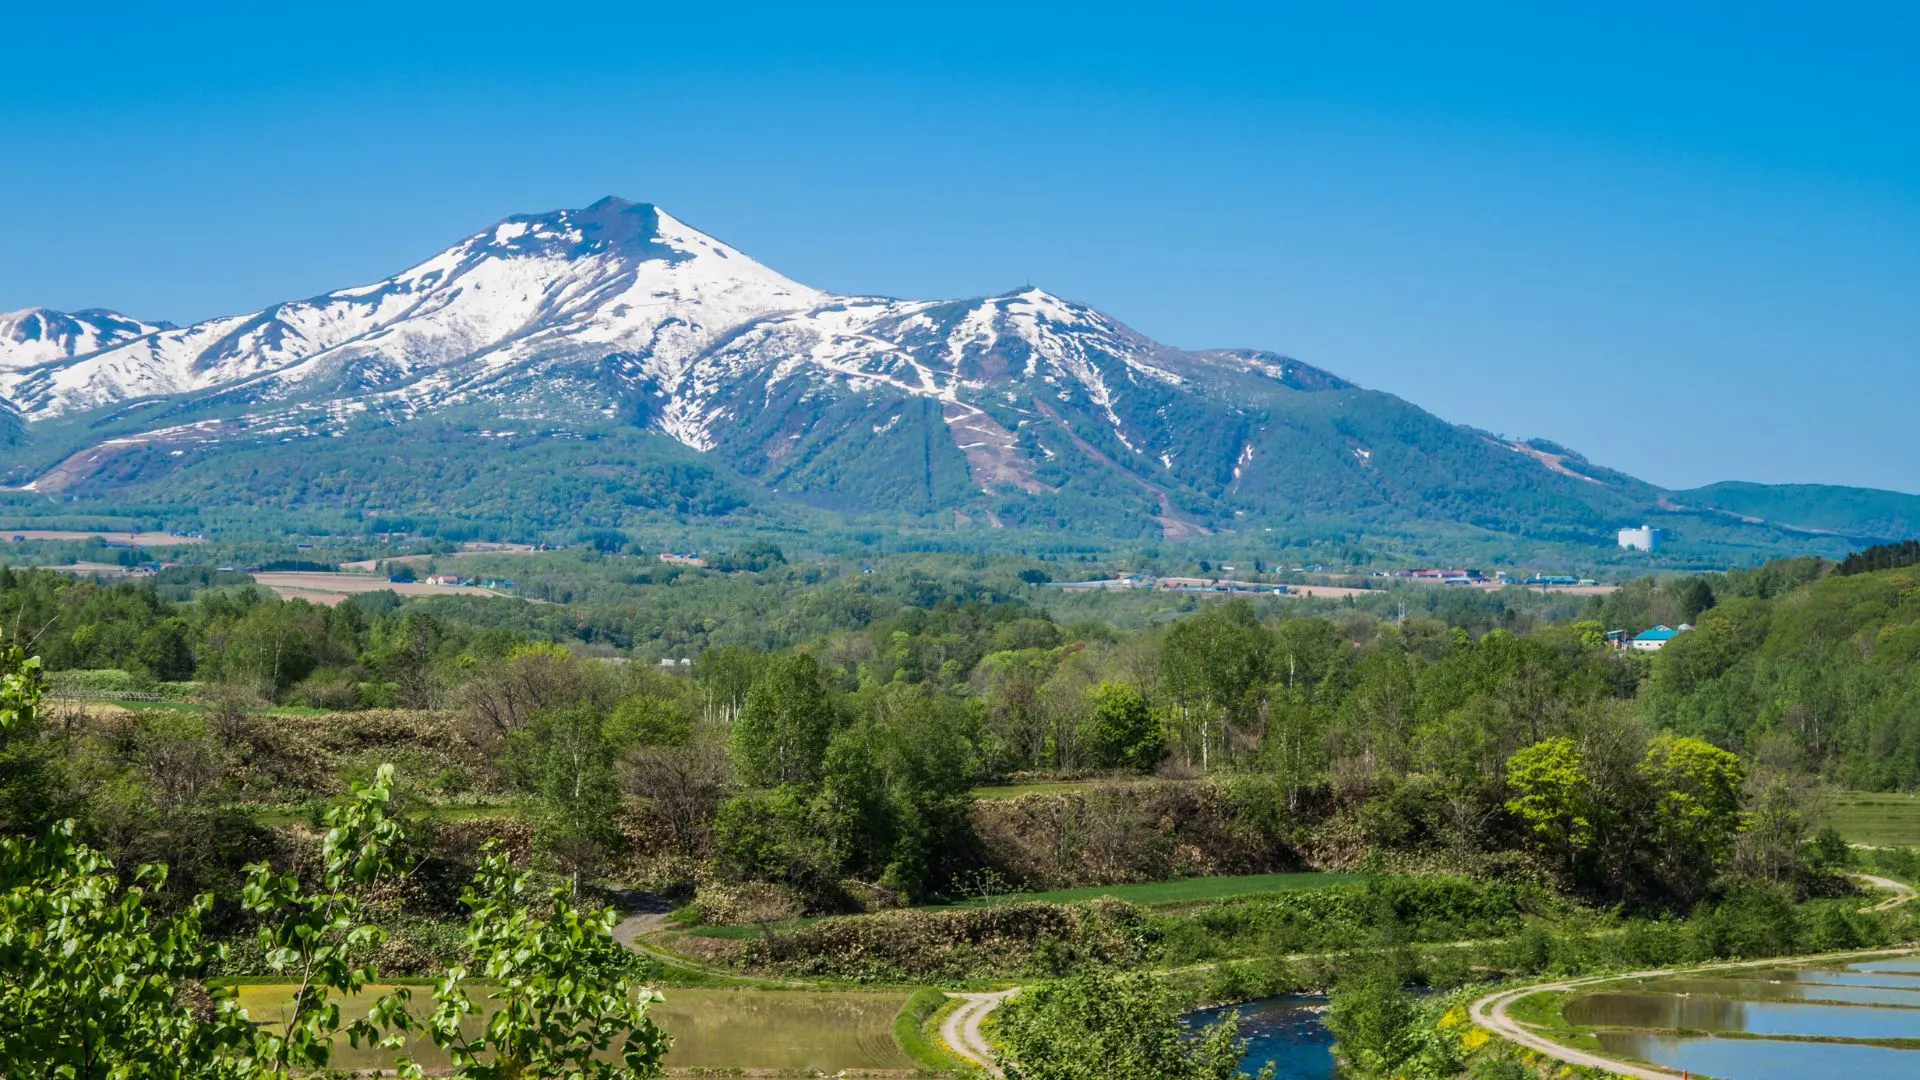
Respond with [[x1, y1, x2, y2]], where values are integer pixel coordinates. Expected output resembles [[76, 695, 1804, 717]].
[[730, 897, 1159, 981], [994, 968, 1266, 1080], [47, 668, 157, 699]]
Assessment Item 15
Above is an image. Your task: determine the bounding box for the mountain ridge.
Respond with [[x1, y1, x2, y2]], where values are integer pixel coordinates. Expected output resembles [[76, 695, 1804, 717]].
[[1, 197, 1911, 558]]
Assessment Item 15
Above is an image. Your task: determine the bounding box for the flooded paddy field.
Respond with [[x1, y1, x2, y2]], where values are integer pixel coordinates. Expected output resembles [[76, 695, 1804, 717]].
[[229, 983, 913, 1073], [1545, 954, 1920, 1078]]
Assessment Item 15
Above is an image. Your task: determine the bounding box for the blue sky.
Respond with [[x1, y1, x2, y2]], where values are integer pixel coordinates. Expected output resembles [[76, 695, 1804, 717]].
[[3, 2, 1915, 492]]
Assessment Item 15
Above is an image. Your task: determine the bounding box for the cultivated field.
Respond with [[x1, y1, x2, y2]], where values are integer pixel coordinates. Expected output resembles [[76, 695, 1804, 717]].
[[338, 542, 543, 573], [0, 529, 205, 545], [250, 571, 503, 605], [230, 983, 914, 1073], [1833, 790, 1920, 848]]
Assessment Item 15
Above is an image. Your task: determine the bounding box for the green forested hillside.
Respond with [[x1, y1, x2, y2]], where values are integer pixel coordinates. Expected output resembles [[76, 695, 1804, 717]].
[[7, 345, 1913, 566], [1644, 561, 1920, 788], [1682, 480, 1920, 540], [28, 420, 780, 539]]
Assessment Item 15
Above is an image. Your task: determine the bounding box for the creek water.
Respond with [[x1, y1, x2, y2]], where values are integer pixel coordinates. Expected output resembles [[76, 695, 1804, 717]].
[[1184, 995, 1339, 1079]]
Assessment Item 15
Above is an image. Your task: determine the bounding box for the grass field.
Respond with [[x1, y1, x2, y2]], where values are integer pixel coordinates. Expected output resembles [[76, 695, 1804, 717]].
[[685, 870, 1366, 938], [938, 870, 1367, 908], [1832, 790, 1920, 847], [969, 776, 1199, 800]]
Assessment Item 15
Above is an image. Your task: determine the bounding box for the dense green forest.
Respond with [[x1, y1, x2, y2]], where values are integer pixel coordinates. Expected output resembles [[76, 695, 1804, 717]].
[[0, 549, 1907, 923]]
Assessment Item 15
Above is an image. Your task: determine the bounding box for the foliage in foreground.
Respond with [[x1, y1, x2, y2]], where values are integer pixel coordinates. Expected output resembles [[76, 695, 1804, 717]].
[[993, 968, 1274, 1080], [0, 649, 669, 1079]]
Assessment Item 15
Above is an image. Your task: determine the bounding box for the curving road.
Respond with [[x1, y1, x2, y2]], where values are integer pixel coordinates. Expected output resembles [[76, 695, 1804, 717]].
[[941, 989, 1016, 1074], [1857, 872, 1917, 912]]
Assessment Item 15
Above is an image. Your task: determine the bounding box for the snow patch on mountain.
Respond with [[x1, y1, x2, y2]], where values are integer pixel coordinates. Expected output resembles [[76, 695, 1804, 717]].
[[0, 308, 170, 372]]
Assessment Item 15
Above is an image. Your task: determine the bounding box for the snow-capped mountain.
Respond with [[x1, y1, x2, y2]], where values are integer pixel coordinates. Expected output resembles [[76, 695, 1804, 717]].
[[0, 307, 171, 372], [0, 198, 1289, 487], [0, 199, 820, 423], [2, 196, 1728, 544], [0, 198, 1213, 466]]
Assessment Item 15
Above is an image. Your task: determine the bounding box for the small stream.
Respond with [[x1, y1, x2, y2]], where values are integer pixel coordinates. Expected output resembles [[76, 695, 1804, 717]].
[[1185, 995, 1340, 1079]]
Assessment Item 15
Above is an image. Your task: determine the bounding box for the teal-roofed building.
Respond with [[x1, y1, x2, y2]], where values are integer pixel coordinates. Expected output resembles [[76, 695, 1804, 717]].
[[1630, 624, 1686, 651]]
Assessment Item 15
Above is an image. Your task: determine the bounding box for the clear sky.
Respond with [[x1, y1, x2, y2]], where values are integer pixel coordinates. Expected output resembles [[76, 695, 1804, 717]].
[[3, 2, 1914, 493]]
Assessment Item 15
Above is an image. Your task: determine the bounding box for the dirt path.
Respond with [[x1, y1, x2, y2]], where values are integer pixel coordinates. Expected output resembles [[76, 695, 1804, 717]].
[[609, 889, 675, 949], [941, 989, 1015, 1074], [1470, 944, 1920, 1080], [1856, 872, 1917, 912]]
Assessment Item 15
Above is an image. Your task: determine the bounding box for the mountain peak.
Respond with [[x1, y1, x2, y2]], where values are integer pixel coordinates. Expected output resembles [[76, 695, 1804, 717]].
[[585, 195, 646, 212]]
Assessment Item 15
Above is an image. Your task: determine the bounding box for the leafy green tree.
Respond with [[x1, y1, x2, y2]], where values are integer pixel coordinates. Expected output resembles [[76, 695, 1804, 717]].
[[1326, 962, 1418, 1078], [1637, 734, 1744, 895], [610, 693, 693, 747], [1504, 737, 1595, 877], [220, 600, 328, 700], [1080, 681, 1164, 772], [694, 646, 761, 726], [371, 610, 448, 710], [975, 646, 1059, 770], [730, 653, 837, 787], [0, 746, 411, 1078], [817, 723, 906, 884], [506, 704, 629, 898], [814, 692, 978, 898], [0, 820, 258, 1079], [1160, 600, 1272, 769], [0, 647, 75, 837], [408, 843, 671, 1079], [1675, 577, 1718, 622], [994, 968, 1270, 1080], [710, 786, 829, 892], [240, 764, 413, 1074], [0, 746, 668, 1079], [709, 540, 786, 573], [1568, 619, 1607, 649], [134, 617, 196, 681], [1326, 959, 1466, 1080]]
